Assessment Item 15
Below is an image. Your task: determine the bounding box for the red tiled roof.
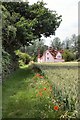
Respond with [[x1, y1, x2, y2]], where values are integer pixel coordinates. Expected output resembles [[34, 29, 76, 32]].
[[38, 49, 64, 58], [48, 49, 64, 58]]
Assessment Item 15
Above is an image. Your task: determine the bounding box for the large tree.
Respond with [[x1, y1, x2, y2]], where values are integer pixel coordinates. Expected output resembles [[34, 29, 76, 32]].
[[2, 1, 62, 54]]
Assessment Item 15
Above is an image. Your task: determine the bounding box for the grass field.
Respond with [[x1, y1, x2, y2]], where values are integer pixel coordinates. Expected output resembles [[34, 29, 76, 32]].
[[2, 62, 79, 118]]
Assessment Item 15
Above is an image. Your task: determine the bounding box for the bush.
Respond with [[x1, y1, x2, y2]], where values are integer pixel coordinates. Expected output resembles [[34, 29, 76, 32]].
[[62, 50, 76, 62], [15, 50, 32, 65], [2, 49, 11, 78], [2, 49, 19, 79]]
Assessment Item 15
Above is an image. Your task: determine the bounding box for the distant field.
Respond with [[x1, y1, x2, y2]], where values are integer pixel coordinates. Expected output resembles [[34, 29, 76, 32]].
[[36, 62, 79, 66], [36, 62, 79, 117], [35, 62, 79, 71], [36, 62, 79, 98]]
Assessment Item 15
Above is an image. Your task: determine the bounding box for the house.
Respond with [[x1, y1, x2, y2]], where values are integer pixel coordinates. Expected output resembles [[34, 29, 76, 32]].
[[37, 48, 65, 63]]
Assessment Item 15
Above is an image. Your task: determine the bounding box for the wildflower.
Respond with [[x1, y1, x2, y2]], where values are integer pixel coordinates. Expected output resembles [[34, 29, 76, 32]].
[[50, 86, 52, 91], [50, 86, 52, 89], [36, 94, 38, 97], [39, 76, 44, 79], [39, 92, 42, 96], [54, 105, 59, 111], [36, 73, 41, 77], [33, 73, 41, 79], [43, 87, 47, 90]]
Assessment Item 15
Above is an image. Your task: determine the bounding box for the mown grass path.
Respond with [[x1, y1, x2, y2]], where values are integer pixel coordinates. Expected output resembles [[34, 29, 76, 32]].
[[3, 66, 35, 118]]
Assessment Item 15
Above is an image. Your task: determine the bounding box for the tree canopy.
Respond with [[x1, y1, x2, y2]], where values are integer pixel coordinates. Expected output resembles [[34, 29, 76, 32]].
[[2, 1, 62, 54], [51, 37, 62, 50]]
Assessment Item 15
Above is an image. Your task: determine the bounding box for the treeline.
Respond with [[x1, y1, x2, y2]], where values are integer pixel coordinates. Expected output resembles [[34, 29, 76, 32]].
[[50, 35, 80, 61], [22, 34, 80, 62], [2, 1, 62, 78]]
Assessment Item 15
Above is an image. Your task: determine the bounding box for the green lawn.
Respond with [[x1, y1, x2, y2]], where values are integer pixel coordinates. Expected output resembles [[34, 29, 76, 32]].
[[2, 62, 79, 118]]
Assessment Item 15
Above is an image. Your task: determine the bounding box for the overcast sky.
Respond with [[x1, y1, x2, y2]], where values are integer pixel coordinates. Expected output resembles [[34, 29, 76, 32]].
[[28, 0, 79, 46]]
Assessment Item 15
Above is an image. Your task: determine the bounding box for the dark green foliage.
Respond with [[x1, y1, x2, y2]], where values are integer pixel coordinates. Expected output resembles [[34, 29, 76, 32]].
[[62, 50, 76, 62], [2, 49, 19, 79], [2, 49, 11, 78], [2, 1, 62, 53], [51, 37, 62, 50]]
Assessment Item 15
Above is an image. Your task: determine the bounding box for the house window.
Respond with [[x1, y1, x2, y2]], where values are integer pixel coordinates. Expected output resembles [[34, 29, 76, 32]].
[[58, 55, 62, 58], [47, 57, 49, 60], [47, 53, 49, 55], [58, 56, 61, 58]]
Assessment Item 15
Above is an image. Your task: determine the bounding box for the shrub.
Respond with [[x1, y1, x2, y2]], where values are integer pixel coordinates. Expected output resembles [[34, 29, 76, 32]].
[[2, 49, 10, 65], [62, 50, 76, 62], [15, 50, 32, 65], [2, 49, 11, 78], [2, 49, 19, 79]]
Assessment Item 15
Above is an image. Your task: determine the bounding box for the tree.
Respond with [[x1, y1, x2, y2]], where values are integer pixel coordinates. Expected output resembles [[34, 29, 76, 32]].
[[2, 1, 62, 76], [62, 35, 78, 51], [29, 1, 62, 38], [61, 41, 65, 49], [64, 38, 71, 50], [51, 37, 62, 50], [2, 5, 19, 54], [2, 1, 62, 54], [70, 34, 78, 52]]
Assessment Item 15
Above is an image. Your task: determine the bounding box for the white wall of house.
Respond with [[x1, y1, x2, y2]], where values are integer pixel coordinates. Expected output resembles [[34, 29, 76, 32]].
[[54, 59, 64, 62], [56, 52, 62, 59], [45, 50, 54, 62], [41, 52, 46, 62], [37, 58, 41, 63], [37, 50, 64, 63]]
